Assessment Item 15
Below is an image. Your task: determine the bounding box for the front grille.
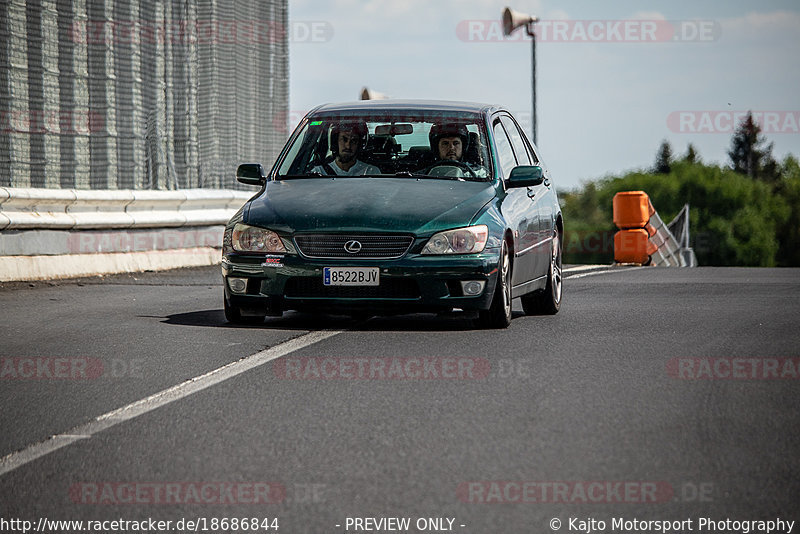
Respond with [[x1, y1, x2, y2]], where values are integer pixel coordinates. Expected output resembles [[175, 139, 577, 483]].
[[284, 278, 420, 299], [294, 234, 414, 259]]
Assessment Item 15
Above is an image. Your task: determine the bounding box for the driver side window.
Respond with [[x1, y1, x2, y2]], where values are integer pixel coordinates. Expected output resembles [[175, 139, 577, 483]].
[[492, 120, 517, 178]]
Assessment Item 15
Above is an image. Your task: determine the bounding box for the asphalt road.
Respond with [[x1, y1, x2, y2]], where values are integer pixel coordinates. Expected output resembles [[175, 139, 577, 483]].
[[1, 266, 799, 533]]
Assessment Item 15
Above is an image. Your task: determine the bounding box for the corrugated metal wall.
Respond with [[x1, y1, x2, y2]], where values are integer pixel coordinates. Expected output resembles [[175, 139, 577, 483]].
[[0, 0, 288, 190]]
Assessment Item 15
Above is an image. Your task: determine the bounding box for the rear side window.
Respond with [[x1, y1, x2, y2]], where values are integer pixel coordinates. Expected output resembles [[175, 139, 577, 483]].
[[500, 115, 531, 166], [492, 120, 517, 178]]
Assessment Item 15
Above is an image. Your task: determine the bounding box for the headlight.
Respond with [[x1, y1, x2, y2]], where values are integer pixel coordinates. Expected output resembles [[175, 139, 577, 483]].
[[231, 223, 287, 253], [421, 225, 488, 254]]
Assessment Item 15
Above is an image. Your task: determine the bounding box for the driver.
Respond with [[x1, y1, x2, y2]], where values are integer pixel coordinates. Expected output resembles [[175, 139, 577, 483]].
[[430, 123, 469, 162], [313, 122, 380, 176], [419, 122, 487, 178]]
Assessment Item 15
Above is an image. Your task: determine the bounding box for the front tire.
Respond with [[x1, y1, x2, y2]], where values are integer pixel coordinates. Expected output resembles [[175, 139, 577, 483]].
[[476, 240, 512, 329], [521, 228, 562, 315]]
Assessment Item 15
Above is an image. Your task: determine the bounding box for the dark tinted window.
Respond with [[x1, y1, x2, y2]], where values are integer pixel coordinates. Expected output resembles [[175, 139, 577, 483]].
[[516, 118, 539, 164], [492, 120, 517, 178], [500, 115, 531, 166]]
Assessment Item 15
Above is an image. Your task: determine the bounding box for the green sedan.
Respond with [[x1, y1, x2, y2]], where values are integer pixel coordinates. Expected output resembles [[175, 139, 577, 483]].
[[222, 100, 562, 328]]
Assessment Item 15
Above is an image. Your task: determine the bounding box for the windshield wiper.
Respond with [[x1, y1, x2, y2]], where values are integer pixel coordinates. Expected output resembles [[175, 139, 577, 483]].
[[279, 172, 328, 179], [387, 171, 461, 181], [411, 174, 465, 182]]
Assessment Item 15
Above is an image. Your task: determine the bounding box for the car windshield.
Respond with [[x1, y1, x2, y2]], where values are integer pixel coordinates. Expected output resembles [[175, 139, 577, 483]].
[[276, 110, 492, 181]]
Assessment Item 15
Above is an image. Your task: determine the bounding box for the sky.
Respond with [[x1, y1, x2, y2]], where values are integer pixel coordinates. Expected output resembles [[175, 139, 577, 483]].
[[287, 0, 800, 191]]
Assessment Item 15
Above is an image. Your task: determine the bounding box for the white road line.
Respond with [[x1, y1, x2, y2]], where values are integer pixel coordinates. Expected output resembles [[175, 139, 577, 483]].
[[563, 264, 609, 274], [0, 265, 627, 477], [567, 266, 645, 279], [0, 330, 342, 477]]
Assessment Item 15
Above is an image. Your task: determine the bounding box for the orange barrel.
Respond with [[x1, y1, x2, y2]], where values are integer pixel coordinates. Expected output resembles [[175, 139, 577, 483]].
[[613, 191, 652, 229], [614, 229, 658, 264]]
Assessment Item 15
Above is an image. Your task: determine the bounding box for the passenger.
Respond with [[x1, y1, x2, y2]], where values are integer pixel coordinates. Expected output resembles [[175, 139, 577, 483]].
[[313, 122, 380, 176]]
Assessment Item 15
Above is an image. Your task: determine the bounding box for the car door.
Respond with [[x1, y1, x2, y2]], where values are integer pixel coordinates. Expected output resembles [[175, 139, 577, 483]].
[[498, 114, 544, 285], [502, 115, 552, 280], [492, 116, 537, 289], [527, 141, 556, 279]]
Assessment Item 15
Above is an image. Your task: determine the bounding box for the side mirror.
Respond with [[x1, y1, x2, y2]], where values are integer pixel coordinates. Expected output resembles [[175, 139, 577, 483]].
[[236, 163, 267, 186], [507, 165, 544, 188]]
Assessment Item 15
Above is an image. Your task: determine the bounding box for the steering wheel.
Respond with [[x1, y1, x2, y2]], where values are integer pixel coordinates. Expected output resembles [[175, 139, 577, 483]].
[[422, 160, 477, 178]]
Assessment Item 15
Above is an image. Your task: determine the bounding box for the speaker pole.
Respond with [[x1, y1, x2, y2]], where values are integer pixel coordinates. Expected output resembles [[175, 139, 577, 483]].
[[502, 7, 539, 146], [529, 25, 537, 145]]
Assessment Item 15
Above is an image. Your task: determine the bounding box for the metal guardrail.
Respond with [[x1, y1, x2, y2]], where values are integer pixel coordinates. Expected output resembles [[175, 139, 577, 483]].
[[665, 204, 698, 267], [0, 187, 251, 231], [647, 205, 697, 267]]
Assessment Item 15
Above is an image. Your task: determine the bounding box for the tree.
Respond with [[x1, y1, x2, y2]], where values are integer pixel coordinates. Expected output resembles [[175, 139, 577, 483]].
[[775, 155, 800, 266], [727, 111, 779, 182], [561, 160, 791, 267], [684, 143, 699, 163], [654, 140, 673, 174]]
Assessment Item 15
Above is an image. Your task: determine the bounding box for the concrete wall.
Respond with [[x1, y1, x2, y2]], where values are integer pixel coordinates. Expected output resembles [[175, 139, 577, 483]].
[[0, 187, 253, 281]]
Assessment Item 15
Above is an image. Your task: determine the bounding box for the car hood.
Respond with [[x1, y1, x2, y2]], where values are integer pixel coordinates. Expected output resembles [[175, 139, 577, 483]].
[[245, 177, 496, 235]]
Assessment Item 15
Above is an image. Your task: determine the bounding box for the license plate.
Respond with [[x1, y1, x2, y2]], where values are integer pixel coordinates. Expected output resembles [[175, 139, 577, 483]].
[[323, 267, 380, 286]]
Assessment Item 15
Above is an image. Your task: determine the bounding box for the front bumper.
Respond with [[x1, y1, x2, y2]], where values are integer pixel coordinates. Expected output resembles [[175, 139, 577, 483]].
[[222, 250, 501, 315]]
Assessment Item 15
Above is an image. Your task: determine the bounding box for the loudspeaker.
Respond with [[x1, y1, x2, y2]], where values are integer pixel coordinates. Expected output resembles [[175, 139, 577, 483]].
[[502, 7, 538, 36], [360, 87, 389, 100]]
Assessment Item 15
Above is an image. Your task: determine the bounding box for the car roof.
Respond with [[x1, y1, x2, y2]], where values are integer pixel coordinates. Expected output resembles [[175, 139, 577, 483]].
[[310, 99, 502, 116]]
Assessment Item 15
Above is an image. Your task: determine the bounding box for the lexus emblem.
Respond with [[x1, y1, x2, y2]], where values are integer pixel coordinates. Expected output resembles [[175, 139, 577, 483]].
[[344, 240, 362, 254]]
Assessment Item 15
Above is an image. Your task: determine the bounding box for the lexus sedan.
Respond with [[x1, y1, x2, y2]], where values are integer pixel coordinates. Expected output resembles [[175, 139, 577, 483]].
[[222, 100, 562, 328]]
